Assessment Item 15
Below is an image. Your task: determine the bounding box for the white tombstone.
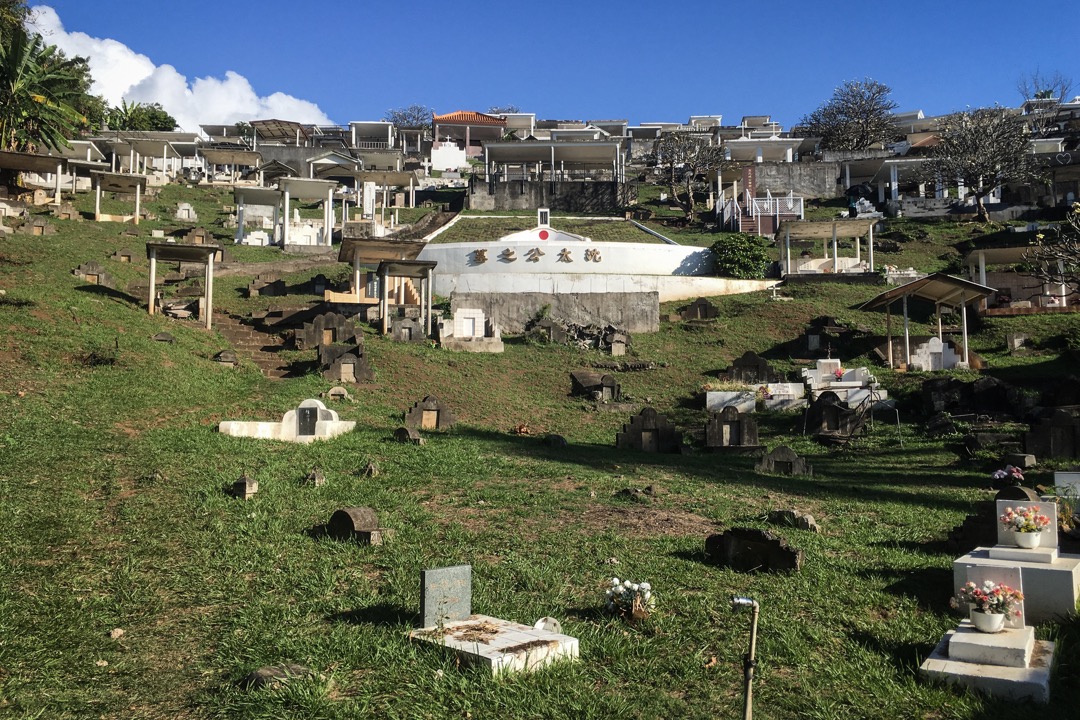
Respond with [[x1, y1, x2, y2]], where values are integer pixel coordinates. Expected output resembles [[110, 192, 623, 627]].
[[453, 309, 487, 339], [218, 399, 355, 444]]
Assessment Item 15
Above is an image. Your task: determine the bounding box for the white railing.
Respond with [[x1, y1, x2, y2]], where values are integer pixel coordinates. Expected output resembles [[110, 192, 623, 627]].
[[745, 191, 804, 219]]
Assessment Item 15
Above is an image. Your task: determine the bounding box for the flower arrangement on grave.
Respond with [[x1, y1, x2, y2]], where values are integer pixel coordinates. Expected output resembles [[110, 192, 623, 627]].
[[991, 465, 1025, 485], [951, 580, 1023, 617], [833, 367, 844, 380], [605, 577, 655, 622], [1000, 505, 1051, 534]]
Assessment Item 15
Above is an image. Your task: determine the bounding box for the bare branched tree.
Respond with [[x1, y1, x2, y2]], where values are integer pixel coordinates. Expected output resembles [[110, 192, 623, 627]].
[[383, 104, 433, 128], [1024, 203, 1080, 297], [1017, 69, 1074, 137], [921, 107, 1040, 223], [487, 105, 520, 115], [650, 133, 726, 222], [799, 78, 900, 151]]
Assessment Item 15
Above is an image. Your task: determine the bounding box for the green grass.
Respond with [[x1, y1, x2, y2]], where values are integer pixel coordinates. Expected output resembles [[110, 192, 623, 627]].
[[429, 217, 666, 245], [2, 183, 1080, 718]]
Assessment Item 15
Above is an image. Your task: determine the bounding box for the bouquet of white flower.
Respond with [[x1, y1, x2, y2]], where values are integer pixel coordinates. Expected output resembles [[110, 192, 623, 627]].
[[605, 577, 656, 621]]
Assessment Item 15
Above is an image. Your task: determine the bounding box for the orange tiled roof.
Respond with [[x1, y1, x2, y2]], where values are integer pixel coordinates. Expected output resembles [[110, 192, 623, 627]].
[[432, 111, 507, 127]]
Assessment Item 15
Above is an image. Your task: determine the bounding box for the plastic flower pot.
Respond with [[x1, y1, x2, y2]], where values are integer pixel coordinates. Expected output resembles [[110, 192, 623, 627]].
[[971, 610, 1006, 633], [1015, 531, 1041, 549]]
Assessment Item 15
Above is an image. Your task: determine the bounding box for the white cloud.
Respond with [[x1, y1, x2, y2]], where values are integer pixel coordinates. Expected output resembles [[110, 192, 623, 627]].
[[26, 5, 333, 132]]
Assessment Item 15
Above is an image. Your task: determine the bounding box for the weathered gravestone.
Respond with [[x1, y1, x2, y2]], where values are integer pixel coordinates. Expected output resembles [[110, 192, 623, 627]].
[[615, 407, 682, 453], [230, 474, 258, 500], [175, 202, 198, 221], [394, 426, 424, 445], [305, 467, 326, 487], [15, 217, 56, 236], [72, 261, 114, 288], [755, 445, 812, 477], [1025, 410, 1080, 460], [570, 370, 621, 402], [404, 396, 456, 431], [680, 297, 718, 321], [420, 564, 472, 629], [213, 350, 239, 367], [705, 406, 760, 450], [296, 312, 363, 350], [705, 528, 803, 573], [327, 506, 390, 545], [767, 509, 821, 533], [239, 663, 317, 690], [318, 344, 375, 384], [727, 351, 776, 384], [391, 317, 426, 343], [110, 249, 135, 263], [181, 226, 212, 244], [805, 390, 863, 442], [411, 564, 579, 674], [51, 202, 80, 221], [247, 275, 286, 298]]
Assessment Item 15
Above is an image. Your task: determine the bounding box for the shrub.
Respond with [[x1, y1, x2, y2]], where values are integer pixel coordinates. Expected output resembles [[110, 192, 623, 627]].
[[709, 233, 771, 279]]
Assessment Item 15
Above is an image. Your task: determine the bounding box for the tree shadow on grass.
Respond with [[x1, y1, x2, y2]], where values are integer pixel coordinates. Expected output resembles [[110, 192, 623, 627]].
[[869, 537, 955, 556], [327, 602, 416, 627], [846, 628, 938, 676], [75, 283, 140, 304]]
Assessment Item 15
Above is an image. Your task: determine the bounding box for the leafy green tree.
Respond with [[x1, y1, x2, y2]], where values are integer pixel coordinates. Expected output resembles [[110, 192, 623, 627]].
[[0, 23, 88, 152], [105, 99, 177, 131], [0, 0, 28, 39], [799, 78, 899, 151], [709, 233, 771, 279]]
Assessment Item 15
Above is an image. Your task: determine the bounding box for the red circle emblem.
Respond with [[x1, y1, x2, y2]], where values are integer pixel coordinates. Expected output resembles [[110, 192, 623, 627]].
[[538, 230, 549, 240]]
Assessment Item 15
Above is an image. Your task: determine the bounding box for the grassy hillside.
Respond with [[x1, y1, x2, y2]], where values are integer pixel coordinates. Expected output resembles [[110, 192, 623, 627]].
[[1, 184, 1079, 719]]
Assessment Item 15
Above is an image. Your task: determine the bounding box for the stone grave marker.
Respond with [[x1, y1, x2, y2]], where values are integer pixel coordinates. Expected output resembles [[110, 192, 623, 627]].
[[391, 317, 426, 343], [805, 390, 863, 442], [993, 500, 1058, 554], [1025, 410, 1080, 460], [679, 297, 718, 321], [755, 446, 812, 477], [247, 275, 286, 298], [110, 249, 135, 263], [420, 564, 472, 629], [1054, 471, 1080, 494], [403, 396, 456, 431], [231, 474, 258, 500], [305, 468, 326, 487], [705, 406, 760, 451], [394, 426, 424, 445], [16, 217, 56, 236], [615, 407, 682, 453], [963, 564, 1026, 629], [327, 506, 390, 545], [570, 370, 620, 402], [51, 202, 80, 221], [212, 350, 238, 367], [727, 351, 776, 384], [318, 344, 374, 384], [72, 261, 114, 288], [763, 382, 806, 411], [296, 312, 363, 350], [321, 386, 352, 402], [705, 528, 803, 573], [175, 202, 198, 221]]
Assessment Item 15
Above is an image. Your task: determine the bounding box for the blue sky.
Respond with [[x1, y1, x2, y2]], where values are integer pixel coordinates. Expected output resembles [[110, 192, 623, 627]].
[[29, 0, 1080, 132]]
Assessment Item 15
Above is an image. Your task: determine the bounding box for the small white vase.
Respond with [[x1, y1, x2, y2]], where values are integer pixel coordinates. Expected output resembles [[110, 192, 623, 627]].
[[1015, 532, 1041, 549], [971, 610, 1006, 633]]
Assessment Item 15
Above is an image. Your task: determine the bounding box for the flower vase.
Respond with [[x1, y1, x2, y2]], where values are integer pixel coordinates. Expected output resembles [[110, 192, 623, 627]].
[[971, 610, 1006, 633], [1015, 531, 1041, 549]]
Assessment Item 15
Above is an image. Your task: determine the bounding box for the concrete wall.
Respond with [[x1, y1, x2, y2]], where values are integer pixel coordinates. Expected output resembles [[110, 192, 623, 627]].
[[418, 240, 714, 277], [467, 180, 633, 212], [751, 161, 841, 199], [451, 291, 660, 333], [437, 273, 777, 304]]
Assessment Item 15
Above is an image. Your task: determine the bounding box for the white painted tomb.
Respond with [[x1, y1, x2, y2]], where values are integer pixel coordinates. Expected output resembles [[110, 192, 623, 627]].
[[800, 359, 888, 404], [763, 382, 806, 411], [218, 399, 355, 444], [706, 391, 756, 414], [410, 615, 579, 675], [439, 308, 504, 353], [922, 565, 1054, 703], [953, 500, 1080, 622]]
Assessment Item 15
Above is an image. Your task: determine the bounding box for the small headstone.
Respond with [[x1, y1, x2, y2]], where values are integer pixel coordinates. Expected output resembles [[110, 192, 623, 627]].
[[543, 434, 568, 448], [321, 386, 352, 402], [534, 617, 562, 633], [212, 350, 238, 367], [327, 506, 390, 545], [705, 528, 803, 573], [767, 509, 821, 533], [1005, 453, 1036, 469], [420, 564, 472, 629], [615, 407, 682, 453], [403, 396, 456, 431], [305, 468, 326, 487], [679, 297, 718, 321], [705, 406, 760, 450], [152, 332, 176, 344], [360, 460, 379, 477], [394, 426, 425, 445], [231, 474, 258, 500], [727, 351, 776, 384], [755, 445, 812, 477]]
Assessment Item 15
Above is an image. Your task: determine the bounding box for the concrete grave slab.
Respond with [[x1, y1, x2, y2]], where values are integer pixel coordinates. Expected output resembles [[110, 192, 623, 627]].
[[705, 391, 756, 414], [410, 615, 579, 675], [218, 399, 355, 444], [920, 632, 1053, 704]]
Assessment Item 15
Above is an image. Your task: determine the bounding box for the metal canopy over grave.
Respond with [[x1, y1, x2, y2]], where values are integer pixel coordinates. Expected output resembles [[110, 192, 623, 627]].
[[377, 260, 437, 337], [859, 273, 994, 369], [145, 242, 222, 329], [91, 171, 149, 225], [776, 218, 877, 275]]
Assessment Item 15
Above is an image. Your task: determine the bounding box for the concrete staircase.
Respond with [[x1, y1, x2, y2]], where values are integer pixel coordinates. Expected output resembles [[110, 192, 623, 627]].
[[214, 312, 291, 379]]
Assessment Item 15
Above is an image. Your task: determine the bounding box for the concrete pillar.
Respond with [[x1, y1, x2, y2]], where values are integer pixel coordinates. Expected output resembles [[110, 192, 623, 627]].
[[425, 267, 433, 337], [148, 247, 157, 315], [94, 177, 101, 221], [960, 294, 969, 365], [134, 183, 141, 225], [886, 303, 893, 368], [380, 267, 389, 335], [235, 197, 245, 243], [54, 162, 62, 203], [890, 165, 899, 201], [831, 224, 838, 272], [205, 252, 214, 331], [844, 163, 851, 190], [902, 295, 911, 367], [878, 182, 886, 204], [283, 188, 290, 246], [867, 225, 874, 273], [785, 226, 791, 275], [979, 252, 987, 286], [352, 255, 361, 301]]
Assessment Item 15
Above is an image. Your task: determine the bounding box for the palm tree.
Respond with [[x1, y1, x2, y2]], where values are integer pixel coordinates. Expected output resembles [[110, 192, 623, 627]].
[[0, 24, 87, 153]]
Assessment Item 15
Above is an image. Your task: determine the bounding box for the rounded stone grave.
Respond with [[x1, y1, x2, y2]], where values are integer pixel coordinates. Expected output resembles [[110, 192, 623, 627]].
[[328, 507, 379, 539]]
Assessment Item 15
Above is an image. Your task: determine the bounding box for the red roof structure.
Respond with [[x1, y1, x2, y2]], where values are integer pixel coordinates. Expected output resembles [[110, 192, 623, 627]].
[[432, 111, 507, 127]]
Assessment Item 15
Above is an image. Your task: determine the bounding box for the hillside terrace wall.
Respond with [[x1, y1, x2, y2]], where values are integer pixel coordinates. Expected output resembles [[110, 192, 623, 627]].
[[466, 180, 633, 212], [451, 291, 659, 333]]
